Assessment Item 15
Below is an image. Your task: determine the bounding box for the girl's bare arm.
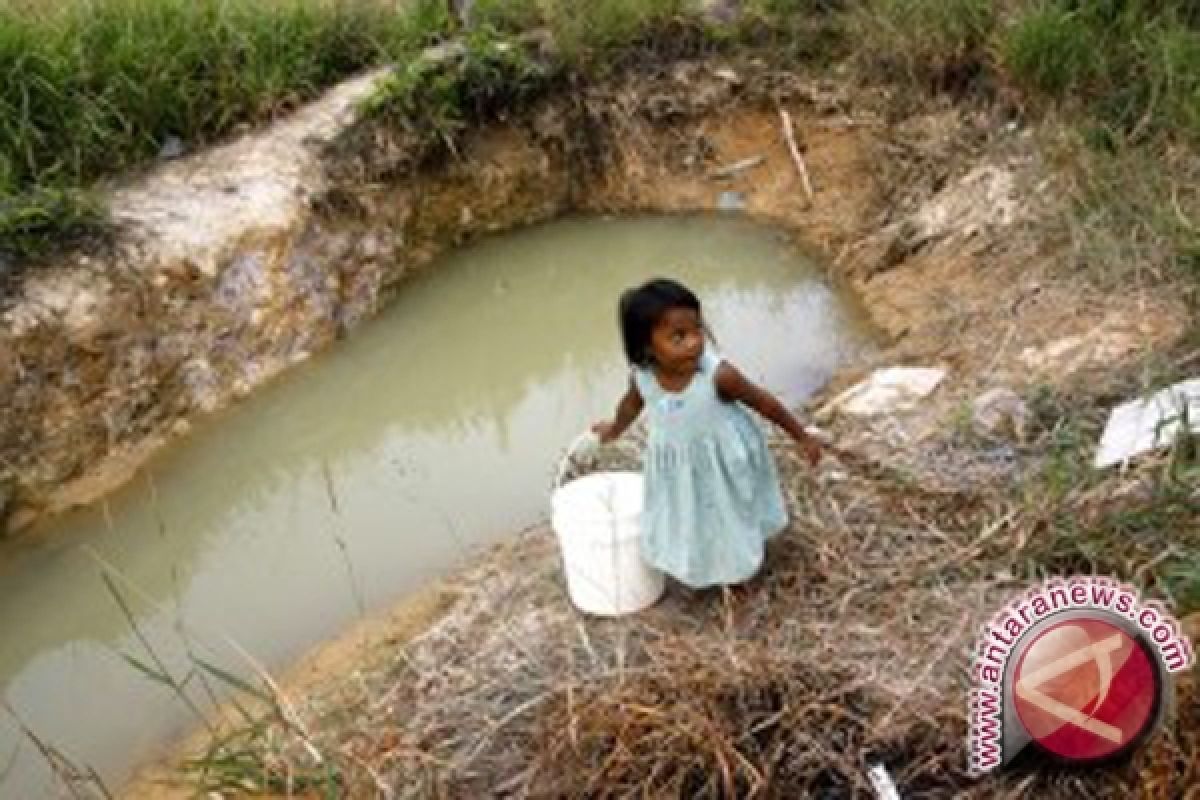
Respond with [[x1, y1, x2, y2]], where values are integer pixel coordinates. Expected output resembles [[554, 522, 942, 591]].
[[594, 378, 644, 443], [715, 361, 822, 465]]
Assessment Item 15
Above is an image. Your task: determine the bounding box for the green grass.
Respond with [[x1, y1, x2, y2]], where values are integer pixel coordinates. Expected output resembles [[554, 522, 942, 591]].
[[849, 0, 1198, 289], [849, 0, 1200, 146], [733, 0, 848, 63], [1002, 4, 1099, 96], [1058, 139, 1200, 286], [362, 24, 561, 154], [0, 0, 725, 270], [1, 0, 1196, 288], [1000, 0, 1200, 143], [0, 0, 437, 264], [850, 0, 996, 89], [0, 186, 107, 262], [472, 0, 545, 34], [541, 0, 696, 66]]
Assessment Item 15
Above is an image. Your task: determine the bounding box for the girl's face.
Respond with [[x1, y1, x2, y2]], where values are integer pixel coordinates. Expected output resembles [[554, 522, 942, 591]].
[[649, 307, 704, 372]]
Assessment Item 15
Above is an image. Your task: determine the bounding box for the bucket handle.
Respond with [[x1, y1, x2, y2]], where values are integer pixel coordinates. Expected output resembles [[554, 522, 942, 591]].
[[554, 429, 602, 490]]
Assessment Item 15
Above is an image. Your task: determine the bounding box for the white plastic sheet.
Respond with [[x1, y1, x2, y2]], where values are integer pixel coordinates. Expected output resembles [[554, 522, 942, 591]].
[[826, 367, 947, 416], [1094, 378, 1200, 468]]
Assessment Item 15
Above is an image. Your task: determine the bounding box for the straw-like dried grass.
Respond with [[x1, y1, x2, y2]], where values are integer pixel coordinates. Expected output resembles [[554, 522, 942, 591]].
[[183, 380, 1198, 796]]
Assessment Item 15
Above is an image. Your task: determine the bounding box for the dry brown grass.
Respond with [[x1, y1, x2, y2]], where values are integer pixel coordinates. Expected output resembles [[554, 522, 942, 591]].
[[169, 390, 1198, 797]]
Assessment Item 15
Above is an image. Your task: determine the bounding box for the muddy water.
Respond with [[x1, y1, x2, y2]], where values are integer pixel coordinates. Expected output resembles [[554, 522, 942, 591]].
[[0, 214, 874, 796]]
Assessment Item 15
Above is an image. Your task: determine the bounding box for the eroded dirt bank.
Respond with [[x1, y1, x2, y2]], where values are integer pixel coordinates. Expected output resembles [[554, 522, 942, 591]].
[[1, 57, 1185, 538]]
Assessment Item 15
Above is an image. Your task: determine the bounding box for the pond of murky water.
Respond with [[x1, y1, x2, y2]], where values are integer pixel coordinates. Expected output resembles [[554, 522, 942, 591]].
[[0, 214, 875, 796]]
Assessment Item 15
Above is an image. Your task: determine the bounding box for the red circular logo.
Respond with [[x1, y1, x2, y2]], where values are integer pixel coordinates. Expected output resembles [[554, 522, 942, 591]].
[[1013, 617, 1159, 762]]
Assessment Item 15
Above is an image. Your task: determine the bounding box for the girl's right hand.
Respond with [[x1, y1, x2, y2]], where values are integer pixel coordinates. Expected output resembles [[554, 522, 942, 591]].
[[798, 425, 830, 467], [799, 434, 822, 467], [592, 420, 616, 444]]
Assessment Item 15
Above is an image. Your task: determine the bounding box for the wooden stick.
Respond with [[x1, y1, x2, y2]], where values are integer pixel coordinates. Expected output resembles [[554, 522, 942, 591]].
[[708, 154, 765, 180], [779, 109, 814, 201]]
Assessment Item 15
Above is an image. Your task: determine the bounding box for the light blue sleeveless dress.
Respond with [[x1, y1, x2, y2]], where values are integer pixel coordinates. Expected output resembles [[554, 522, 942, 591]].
[[633, 349, 789, 588]]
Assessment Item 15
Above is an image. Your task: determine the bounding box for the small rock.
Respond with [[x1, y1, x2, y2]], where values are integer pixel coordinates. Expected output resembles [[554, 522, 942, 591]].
[[972, 387, 1030, 442], [358, 234, 380, 260], [172, 418, 192, 436]]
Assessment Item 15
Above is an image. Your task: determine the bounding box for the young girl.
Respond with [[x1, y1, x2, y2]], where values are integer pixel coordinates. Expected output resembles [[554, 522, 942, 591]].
[[593, 278, 823, 589]]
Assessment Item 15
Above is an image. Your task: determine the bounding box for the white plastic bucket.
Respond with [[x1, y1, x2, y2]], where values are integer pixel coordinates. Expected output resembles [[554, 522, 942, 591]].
[[551, 471, 664, 616]]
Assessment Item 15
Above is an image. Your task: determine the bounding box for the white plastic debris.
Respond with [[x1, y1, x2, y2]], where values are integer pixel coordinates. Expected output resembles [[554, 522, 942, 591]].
[[1094, 378, 1200, 468], [824, 367, 946, 416], [716, 190, 746, 211], [867, 763, 902, 800]]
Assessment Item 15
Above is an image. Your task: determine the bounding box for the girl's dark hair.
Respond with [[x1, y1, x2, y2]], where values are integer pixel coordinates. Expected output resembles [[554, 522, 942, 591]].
[[618, 278, 702, 367]]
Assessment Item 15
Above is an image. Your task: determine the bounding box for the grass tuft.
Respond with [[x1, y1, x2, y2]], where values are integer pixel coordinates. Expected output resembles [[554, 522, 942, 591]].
[[1002, 4, 1098, 97], [1000, 0, 1200, 144], [541, 0, 693, 66], [361, 24, 560, 159], [850, 0, 996, 91]]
